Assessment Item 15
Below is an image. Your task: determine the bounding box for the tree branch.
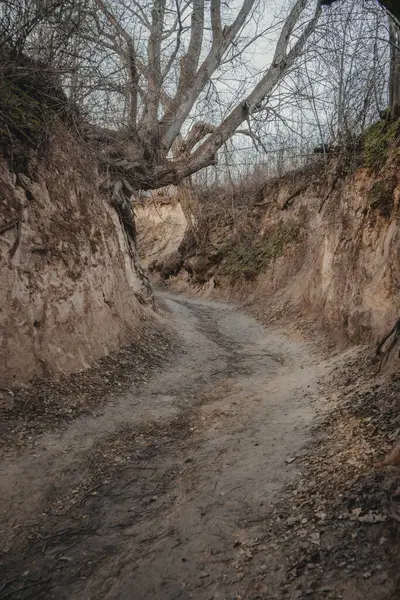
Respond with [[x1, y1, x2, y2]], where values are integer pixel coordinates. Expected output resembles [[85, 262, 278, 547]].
[[159, 0, 257, 152], [160, 0, 184, 83], [141, 0, 167, 136], [211, 0, 222, 44], [174, 0, 321, 177]]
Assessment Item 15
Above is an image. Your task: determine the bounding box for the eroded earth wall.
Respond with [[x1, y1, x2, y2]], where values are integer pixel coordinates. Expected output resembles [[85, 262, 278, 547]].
[[0, 130, 148, 386]]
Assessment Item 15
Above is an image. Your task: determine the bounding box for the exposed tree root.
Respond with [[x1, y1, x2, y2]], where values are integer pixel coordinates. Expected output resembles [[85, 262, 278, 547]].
[[318, 174, 339, 213], [281, 185, 308, 210], [111, 179, 154, 307]]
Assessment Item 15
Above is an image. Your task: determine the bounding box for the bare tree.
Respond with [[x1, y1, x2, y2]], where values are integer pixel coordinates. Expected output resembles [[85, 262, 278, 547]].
[[1, 0, 322, 190], [320, 0, 400, 120]]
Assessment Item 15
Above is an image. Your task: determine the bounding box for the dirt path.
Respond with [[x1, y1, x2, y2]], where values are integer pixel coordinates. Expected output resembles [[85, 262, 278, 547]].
[[1, 293, 334, 599]]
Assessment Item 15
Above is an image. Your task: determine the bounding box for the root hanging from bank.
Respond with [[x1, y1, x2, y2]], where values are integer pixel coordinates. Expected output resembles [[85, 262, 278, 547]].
[[111, 179, 154, 307]]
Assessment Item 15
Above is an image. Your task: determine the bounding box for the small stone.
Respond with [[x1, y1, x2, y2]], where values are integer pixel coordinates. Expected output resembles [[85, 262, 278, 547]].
[[0, 389, 14, 411], [357, 512, 386, 524], [310, 532, 320, 545], [363, 571, 372, 579], [321, 585, 335, 592]]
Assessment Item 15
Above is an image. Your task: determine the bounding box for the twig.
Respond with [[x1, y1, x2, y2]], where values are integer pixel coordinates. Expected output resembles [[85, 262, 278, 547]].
[[75, 482, 107, 507], [318, 175, 339, 213], [0, 218, 20, 235], [281, 185, 308, 210]]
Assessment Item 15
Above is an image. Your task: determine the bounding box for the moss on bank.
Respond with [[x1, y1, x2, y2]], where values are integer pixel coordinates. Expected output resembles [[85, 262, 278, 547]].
[[219, 221, 300, 280], [363, 119, 400, 171], [0, 82, 47, 134], [0, 49, 72, 172], [367, 177, 397, 218]]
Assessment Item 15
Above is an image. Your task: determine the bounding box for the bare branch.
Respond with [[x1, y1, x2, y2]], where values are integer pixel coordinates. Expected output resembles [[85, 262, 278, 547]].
[[141, 0, 167, 135]]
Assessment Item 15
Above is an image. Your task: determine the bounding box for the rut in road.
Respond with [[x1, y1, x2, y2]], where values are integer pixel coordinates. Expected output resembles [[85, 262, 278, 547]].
[[0, 293, 331, 600]]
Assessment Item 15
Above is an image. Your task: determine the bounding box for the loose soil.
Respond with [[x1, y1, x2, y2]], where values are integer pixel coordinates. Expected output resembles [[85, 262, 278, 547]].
[[0, 293, 399, 599]]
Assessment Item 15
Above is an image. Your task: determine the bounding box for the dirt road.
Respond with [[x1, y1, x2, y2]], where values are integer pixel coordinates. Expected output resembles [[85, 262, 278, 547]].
[[0, 293, 332, 599]]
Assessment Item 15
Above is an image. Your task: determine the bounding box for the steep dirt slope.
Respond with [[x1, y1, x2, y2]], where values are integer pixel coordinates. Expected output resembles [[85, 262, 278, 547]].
[[0, 137, 152, 386], [0, 59, 158, 387]]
